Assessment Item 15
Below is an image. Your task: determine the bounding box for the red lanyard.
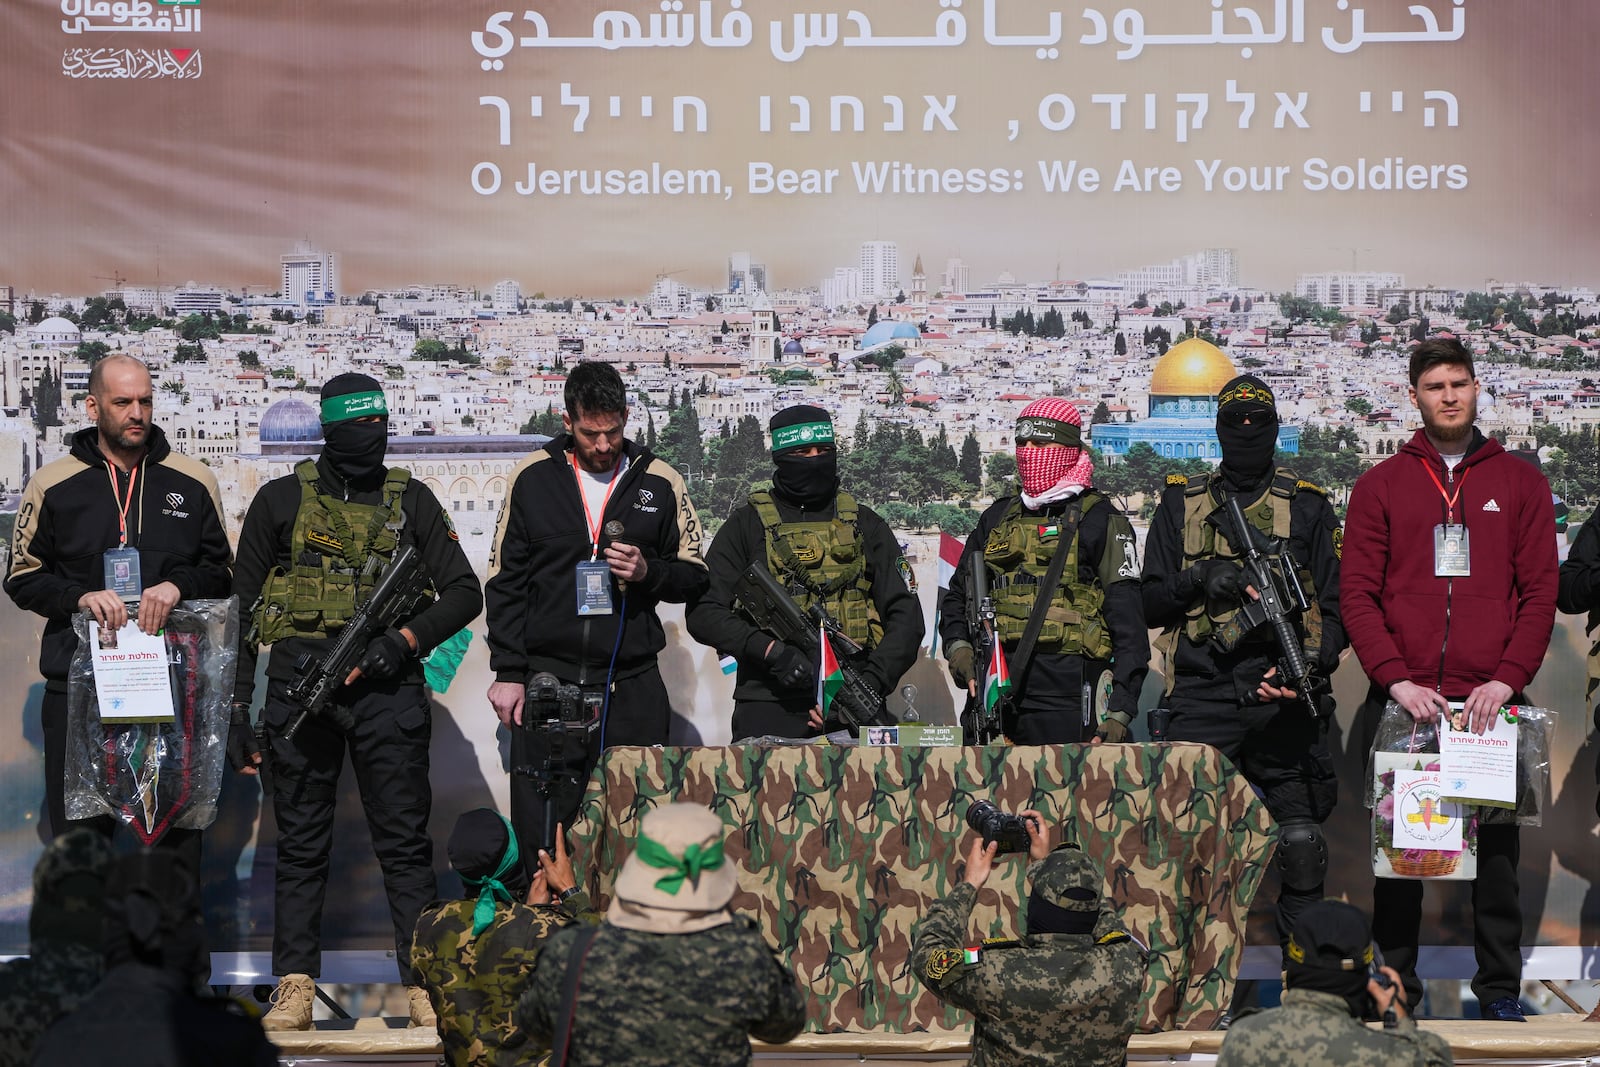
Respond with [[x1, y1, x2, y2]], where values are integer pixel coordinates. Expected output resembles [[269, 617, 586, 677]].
[[570, 452, 621, 561], [1418, 458, 1469, 523], [105, 462, 139, 546]]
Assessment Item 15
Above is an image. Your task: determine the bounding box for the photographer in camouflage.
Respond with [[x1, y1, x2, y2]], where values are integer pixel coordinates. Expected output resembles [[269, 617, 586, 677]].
[[0, 830, 112, 1067], [1217, 901, 1452, 1066], [412, 809, 595, 1067], [519, 803, 806, 1066], [910, 809, 1146, 1067]]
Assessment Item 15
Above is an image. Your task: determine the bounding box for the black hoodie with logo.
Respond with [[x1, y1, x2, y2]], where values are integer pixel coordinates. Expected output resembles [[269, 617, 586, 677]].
[[5, 425, 233, 686]]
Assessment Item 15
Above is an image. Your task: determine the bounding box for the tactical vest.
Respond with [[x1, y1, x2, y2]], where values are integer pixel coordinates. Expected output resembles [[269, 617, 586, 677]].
[[1165, 466, 1323, 660], [750, 490, 880, 647], [253, 460, 413, 644], [981, 492, 1114, 659]]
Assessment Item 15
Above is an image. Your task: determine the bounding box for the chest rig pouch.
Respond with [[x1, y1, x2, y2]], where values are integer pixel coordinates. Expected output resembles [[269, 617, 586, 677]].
[[253, 460, 414, 644], [981, 493, 1113, 659], [749, 490, 880, 648], [1174, 468, 1323, 657]]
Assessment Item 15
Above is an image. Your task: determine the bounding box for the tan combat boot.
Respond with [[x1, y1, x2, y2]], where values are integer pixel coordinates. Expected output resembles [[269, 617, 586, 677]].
[[407, 985, 437, 1028], [262, 973, 316, 1031]]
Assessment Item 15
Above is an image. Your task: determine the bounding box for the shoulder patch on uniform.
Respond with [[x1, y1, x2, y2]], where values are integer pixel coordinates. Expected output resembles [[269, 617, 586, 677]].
[[1097, 931, 1131, 945], [441, 510, 460, 541], [896, 555, 917, 592], [1166, 474, 1187, 486], [1331, 527, 1343, 560], [1294, 479, 1327, 496], [923, 947, 966, 981]]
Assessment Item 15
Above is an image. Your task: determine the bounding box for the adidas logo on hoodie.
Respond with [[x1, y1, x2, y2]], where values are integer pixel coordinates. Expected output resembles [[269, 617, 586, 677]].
[[1482, 499, 1500, 512]]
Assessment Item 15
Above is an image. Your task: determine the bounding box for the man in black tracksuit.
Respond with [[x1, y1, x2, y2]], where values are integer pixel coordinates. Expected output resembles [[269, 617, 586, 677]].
[[485, 362, 707, 876], [686, 404, 924, 741], [228, 372, 482, 1029], [5, 355, 232, 848], [1141, 375, 1346, 954]]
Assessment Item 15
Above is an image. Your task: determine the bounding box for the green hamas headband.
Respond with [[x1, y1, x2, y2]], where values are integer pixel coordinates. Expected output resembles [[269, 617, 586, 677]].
[[321, 390, 388, 423], [1014, 417, 1082, 448], [634, 832, 725, 895], [770, 421, 835, 452]]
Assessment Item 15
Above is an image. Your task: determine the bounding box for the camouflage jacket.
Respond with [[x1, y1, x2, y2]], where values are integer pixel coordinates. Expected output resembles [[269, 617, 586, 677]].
[[1217, 989, 1454, 1066], [0, 941, 104, 1067], [517, 915, 808, 1067], [412, 890, 594, 1067], [909, 879, 1147, 1067]]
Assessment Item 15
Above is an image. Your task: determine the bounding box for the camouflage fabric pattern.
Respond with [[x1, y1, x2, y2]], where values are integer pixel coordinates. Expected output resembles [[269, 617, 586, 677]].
[[909, 880, 1145, 1066], [518, 915, 807, 1067], [1217, 989, 1454, 1066], [567, 743, 1276, 1032], [411, 890, 592, 1067], [0, 829, 113, 1067]]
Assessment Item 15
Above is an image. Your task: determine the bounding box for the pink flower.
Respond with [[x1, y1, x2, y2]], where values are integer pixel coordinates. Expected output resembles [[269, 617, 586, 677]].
[[1377, 794, 1395, 821]]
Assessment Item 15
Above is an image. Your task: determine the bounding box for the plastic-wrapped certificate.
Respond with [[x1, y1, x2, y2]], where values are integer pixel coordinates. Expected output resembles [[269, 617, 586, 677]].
[[1439, 708, 1517, 806], [89, 622, 176, 723]]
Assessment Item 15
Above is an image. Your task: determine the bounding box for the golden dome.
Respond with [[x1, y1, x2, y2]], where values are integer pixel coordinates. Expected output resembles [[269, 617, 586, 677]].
[[1149, 338, 1236, 397]]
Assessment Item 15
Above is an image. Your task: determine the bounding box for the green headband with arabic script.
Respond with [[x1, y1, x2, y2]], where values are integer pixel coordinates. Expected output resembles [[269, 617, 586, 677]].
[[634, 832, 726, 895], [770, 421, 835, 452], [1014, 416, 1082, 448], [321, 390, 388, 423]]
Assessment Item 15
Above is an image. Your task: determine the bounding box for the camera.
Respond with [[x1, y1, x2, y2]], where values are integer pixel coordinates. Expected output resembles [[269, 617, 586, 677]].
[[518, 673, 601, 855], [525, 672, 589, 727], [966, 800, 1037, 855]]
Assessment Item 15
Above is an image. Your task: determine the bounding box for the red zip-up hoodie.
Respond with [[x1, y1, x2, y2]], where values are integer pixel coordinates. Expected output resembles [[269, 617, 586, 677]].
[[1341, 429, 1556, 697]]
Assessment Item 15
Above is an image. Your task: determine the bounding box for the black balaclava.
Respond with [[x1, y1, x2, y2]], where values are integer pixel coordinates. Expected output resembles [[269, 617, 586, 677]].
[[1024, 845, 1104, 936], [320, 372, 390, 489], [1283, 900, 1375, 1017], [448, 808, 532, 907], [1215, 374, 1279, 493], [769, 404, 839, 509]]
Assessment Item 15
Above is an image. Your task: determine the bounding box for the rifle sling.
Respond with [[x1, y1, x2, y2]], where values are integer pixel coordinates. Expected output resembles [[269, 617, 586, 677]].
[[550, 924, 602, 1067], [1009, 499, 1083, 702]]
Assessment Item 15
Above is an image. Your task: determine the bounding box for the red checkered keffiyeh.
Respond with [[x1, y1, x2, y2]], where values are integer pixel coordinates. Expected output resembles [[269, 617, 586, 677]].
[[1015, 398, 1094, 499]]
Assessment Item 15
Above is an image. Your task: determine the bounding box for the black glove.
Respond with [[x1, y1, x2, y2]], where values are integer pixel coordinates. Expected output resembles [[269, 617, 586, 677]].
[[1193, 560, 1246, 601], [1095, 711, 1133, 744], [947, 643, 976, 689], [226, 703, 259, 771], [766, 643, 815, 691], [356, 627, 413, 681]]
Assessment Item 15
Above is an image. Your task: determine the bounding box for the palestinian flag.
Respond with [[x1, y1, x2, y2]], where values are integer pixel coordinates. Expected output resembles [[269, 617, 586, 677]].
[[929, 532, 967, 654], [817, 622, 845, 718], [984, 639, 1013, 714]]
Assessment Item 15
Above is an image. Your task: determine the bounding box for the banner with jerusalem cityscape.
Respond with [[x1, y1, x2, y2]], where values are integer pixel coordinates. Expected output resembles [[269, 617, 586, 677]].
[[3, 0, 1600, 978]]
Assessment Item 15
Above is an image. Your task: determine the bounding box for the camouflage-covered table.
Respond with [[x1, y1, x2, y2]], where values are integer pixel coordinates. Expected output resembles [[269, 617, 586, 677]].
[[568, 742, 1277, 1033]]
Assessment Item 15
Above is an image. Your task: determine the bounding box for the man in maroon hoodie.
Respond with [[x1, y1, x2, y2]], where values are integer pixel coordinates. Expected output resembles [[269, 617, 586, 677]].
[[1342, 337, 1557, 1021]]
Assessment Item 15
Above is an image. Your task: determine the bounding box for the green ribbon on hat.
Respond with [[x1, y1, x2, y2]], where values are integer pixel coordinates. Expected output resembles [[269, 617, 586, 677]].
[[634, 832, 725, 895]]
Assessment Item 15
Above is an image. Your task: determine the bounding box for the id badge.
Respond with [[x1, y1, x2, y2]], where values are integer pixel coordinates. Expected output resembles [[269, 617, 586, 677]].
[[1434, 523, 1471, 577], [575, 561, 614, 616], [103, 545, 142, 602]]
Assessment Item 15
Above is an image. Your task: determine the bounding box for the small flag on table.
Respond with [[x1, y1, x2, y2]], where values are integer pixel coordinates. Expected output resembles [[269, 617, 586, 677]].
[[817, 622, 844, 717]]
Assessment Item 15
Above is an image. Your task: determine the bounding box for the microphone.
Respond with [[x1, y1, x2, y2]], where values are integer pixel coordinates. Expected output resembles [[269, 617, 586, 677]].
[[603, 520, 633, 592]]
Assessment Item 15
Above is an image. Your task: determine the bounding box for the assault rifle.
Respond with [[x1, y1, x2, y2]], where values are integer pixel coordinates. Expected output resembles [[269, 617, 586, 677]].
[[283, 543, 429, 740], [960, 551, 1007, 745], [732, 562, 891, 729], [1206, 496, 1322, 718]]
